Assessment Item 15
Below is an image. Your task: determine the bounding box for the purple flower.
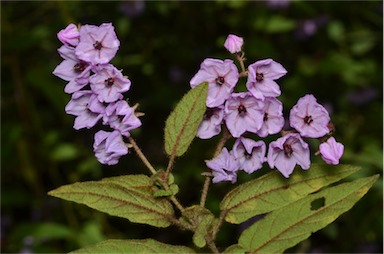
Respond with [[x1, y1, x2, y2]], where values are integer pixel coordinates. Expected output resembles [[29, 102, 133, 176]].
[[90, 64, 131, 103], [246, 59, 287, 100], [93, 130, 128, 165], [233, 137, 266, 174], [319, 137, 344, 165], [257, 97, 285, 137], [224, 92, 264, 138], [65, 90, 103, 130], [224, 34, 244, 54], [53, 46, 91, 94], [103, 100, 142, 137], [75, 23, 120, 65], [267, 133, 310, 178], [206, 148, 240, 184], [197, 106, 224, 139], [289, 94, 330, 138], [190, 58, 239, 107], [57, 24, 80, 47]]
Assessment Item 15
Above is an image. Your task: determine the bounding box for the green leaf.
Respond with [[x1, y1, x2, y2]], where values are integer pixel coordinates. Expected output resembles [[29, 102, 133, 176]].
[[220, 164, 361, 224], [164, 82, 208, 157], [223, 244, 246, 254], [70, 239, 196, 253], [238, 175, 379, 253], [48, 175, 174, 228]]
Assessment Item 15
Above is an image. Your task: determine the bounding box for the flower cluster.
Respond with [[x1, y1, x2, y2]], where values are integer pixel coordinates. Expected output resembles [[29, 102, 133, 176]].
[[53, 23, 142, 165], [198, 34, 344, 182]]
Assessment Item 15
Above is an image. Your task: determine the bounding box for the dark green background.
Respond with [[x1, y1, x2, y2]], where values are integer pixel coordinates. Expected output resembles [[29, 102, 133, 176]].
[[1, 1, 382, 253]]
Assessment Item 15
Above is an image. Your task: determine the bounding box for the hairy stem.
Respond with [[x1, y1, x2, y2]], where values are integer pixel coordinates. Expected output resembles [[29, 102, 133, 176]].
[[236, 52, 248, 78], [200, 126, 232, 207], [128, 137, 157, 175]]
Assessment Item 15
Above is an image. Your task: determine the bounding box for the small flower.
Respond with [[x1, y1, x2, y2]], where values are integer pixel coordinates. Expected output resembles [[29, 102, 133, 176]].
[[289, 94, 330, 138], [93, 130, 128, 165], [103, 100, 142, 137], [65, 90, 103, 130], [246, 59, 287, 100], [53, 46, 91, 94], [190, 58, 239, 107], [257, 97, 285, 137], [224, 92, 264, 138], [233, 137, 266, 174], [90, 64, 131, 103], [57, 23, 80, 47], [319, 137, 344, 165], [267, 133, 310, 178], [75, 23, 120, 65], [206, 148, 240, 183], [197, 106, 224, 139], [224, 34, 244, 54]]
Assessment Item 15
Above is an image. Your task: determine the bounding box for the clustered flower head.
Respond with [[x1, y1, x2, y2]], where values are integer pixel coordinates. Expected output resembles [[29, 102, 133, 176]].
[[200, 34, 344, 182], [53, 23, 142, 165]]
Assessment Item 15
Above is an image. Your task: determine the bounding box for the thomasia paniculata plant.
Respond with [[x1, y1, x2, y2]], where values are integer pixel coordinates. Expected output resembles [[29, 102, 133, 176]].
[[50, 24, 378, 253]]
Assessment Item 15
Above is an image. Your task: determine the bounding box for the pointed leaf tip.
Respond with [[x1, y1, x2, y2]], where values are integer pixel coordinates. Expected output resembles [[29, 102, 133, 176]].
[[164, 82, 208, 157]]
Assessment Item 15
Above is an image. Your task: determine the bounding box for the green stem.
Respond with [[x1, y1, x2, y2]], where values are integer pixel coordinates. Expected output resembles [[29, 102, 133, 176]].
[[128, 136, 157, 175], [200, 126, 232, 207]]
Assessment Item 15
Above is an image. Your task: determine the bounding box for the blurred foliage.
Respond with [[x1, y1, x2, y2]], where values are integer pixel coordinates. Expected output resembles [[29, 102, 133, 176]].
[[1, 1, 382, 253]]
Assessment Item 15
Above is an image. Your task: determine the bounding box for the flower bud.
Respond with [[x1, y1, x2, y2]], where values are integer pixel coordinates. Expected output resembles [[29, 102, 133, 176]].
[[319, 137, 344, 165], [224, 34, 244, 54], [57, 24, 80, 46]]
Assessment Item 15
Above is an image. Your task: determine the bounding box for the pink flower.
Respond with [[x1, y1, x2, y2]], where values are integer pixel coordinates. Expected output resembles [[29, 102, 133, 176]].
[[224, 92, 264, 138], [57, 24, 80, 46], [224, 34, 244, 54], [103, 100, 142, 137], [53, 46, 91, 94], [190, 58, 239, 107], [289, 94, 330, 138], [206, 148, 240, 184], [90, 64, 131, 103], [246, 59, 287, 100], [93, 130, 128, 165], [65, 91, 103, 130], [75, 23, 120, 65], [319, 137, 344, 165], [233, 137, 266, 174], [267, 133, 310, 178], [257, 97, 285, 137], [197, 106, 224, 139]]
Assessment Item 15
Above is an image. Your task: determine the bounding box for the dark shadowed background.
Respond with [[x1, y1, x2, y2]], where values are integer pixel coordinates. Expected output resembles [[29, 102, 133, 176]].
[[1, 1, 383, 253]]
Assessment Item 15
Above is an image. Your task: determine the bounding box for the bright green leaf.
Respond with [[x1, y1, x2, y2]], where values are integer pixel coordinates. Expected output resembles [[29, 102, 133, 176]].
[[164, 82, 208, 157], [70, 239, 196, 253], [238, 175, 379, 253], [48, 175, 174, 228], [220, 164, 361, 224]]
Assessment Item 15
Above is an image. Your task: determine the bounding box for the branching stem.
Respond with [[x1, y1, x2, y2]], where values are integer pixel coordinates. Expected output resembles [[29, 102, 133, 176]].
[[128, 137, 157, 175]]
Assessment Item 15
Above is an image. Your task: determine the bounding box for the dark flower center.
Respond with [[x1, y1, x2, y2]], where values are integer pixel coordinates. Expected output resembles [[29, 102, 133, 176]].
[[304, 115, 313, 125], [263, 113, 269, 121], [93, 41, 103, 50], [283, 143, 293, 157], [104, 77, 115, 87], [238, 104, 247, 115], [215, 76, 225, 86], [73, 62, 87, 73], [256, 72, 264, 82]]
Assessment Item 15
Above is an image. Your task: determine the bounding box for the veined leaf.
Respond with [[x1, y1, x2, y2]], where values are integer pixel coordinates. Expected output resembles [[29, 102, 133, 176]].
[[70, 239, 196, 253], [164, 82, 208, 157], [238, 175, 379, 253], [48, 175, 174, 228], [220, 164, 360, 224]]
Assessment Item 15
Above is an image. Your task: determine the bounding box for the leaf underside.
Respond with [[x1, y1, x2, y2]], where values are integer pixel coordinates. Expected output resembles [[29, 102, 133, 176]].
[[48, 175, 174, 228], [238, 175, 379, 253], [220, 164, 361, 224], [69, 239, 196, 253], [164, 82, 208, 157]]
